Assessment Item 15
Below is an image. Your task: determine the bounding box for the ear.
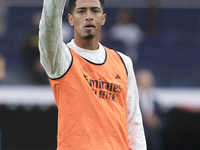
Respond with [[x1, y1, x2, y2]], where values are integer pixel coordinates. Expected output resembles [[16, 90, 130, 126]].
[[101, 13, 107, 26], [68, 13, 74, 26]]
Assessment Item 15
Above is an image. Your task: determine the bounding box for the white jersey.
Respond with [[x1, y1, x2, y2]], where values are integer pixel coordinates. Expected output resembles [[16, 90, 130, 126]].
[[39, 0, 146, 149]]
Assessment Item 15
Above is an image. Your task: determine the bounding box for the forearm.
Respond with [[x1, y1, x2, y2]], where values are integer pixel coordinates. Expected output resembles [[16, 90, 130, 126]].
[[126, 72, 146, 150], [39, 0, 71, 78]]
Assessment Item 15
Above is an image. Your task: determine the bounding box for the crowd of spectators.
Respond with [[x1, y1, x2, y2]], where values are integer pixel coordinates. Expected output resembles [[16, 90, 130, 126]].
[[1, 5, 199, 86]]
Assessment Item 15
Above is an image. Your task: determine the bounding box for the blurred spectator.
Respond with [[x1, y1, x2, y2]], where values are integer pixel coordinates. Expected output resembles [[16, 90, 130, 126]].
[[62, 14, 73, 43], [18, 11, 73, 84], [109, 8, 144, 64], [145, 0, 159, 36], [0, 0, 8, 38], [136, 69, 164, 150], [19, 11, 48, 85], [0, 54, 6, 83], [0, 54, 6, 149]]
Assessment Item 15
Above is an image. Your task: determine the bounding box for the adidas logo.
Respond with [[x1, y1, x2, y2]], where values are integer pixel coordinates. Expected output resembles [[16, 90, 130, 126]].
[[115, 74, 121, 79]]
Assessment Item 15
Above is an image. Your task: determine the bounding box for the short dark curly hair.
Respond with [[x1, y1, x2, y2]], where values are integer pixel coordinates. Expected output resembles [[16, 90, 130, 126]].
[[68, 0, 105, 14]]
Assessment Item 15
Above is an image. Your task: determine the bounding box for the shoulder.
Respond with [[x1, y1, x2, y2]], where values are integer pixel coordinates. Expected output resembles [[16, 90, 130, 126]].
[[104, 46, 134, 78], [116, 51, 132, 64], [116, 51, 134, 78]]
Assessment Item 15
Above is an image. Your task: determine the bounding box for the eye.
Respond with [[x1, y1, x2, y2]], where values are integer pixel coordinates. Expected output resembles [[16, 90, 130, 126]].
[[92, 10, 100, 13], [78, 10, 85, 14]]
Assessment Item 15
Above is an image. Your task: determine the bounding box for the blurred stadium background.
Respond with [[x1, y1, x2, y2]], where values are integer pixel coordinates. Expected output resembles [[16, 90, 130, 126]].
[[0, 0, 200, 150]]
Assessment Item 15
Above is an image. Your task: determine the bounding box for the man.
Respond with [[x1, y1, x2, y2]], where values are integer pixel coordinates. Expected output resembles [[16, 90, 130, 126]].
[[0, 54, 6, 150], [136, 69, 164, 150], [39, 0, 146, 149]]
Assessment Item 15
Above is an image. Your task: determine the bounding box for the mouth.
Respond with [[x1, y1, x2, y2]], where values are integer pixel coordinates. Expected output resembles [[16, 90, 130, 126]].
[[84, 24, 95, 29]]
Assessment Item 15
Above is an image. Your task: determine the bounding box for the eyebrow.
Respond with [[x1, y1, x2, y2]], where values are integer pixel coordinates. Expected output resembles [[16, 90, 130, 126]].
[[77, 7, 101, 10]]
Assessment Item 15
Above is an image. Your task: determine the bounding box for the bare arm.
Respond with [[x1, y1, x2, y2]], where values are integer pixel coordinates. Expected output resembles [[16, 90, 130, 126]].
[[39, 0, 72, 78]]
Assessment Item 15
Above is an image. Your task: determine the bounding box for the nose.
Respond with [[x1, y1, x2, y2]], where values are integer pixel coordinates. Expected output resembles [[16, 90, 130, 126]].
[[86, 11, 93, 21]]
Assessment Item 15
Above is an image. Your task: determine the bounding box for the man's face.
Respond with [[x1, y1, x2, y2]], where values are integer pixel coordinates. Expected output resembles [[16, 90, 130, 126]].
[[68, 0, 106, 40]]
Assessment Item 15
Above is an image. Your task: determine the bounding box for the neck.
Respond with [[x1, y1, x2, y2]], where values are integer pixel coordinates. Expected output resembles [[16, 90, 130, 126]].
[[74, 35, 100, 50]]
